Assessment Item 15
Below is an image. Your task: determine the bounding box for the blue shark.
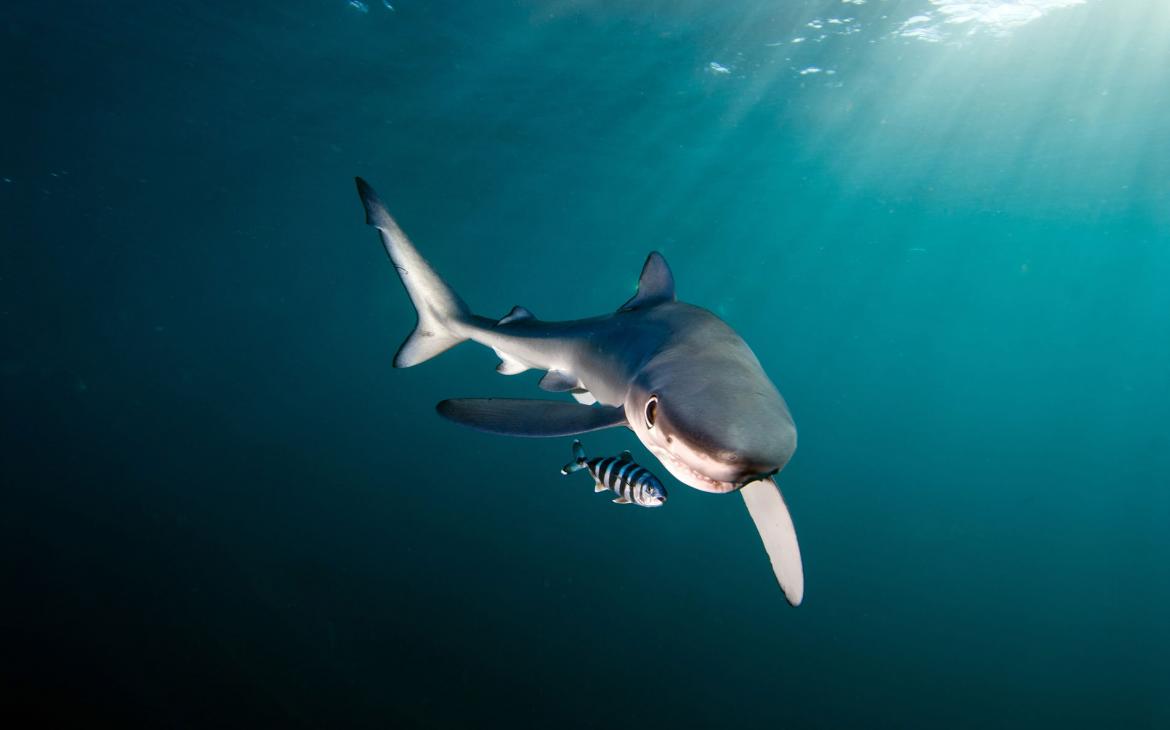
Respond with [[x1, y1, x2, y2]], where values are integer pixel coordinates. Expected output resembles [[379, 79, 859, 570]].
[[355, 177, 804, 606]]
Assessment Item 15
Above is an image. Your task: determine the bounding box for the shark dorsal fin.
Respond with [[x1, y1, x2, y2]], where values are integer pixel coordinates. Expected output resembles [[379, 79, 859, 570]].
[[619, 252, 675, 312], [497, 305, 534, 326]]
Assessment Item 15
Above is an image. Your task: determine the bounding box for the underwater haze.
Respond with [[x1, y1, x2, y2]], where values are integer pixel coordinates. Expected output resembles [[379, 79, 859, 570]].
[[3, 0, 1169, 727]]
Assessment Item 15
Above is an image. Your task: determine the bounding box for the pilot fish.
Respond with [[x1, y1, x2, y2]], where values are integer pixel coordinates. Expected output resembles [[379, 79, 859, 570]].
[[560, 440, 667, 507]]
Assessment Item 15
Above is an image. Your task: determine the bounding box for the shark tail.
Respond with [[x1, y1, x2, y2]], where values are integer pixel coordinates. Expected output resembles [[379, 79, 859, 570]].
[[356, 177, 471, 367]]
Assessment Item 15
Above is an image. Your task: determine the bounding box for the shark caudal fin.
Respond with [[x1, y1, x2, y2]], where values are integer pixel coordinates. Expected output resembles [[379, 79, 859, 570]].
[[355, 177, 470, 367]]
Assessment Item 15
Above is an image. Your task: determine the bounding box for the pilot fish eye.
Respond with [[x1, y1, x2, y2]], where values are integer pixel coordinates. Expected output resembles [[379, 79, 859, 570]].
[[645, 395, 658, 428]]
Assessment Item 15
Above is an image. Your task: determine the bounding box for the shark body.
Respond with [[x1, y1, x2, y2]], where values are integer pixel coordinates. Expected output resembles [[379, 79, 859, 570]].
[[356, 177, 804, 606]]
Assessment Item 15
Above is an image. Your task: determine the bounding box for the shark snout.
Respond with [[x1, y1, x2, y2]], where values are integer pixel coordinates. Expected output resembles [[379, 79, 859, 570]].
[[648, 414, 797, 493], [721, 427, 796, 479], [724, 452, 783, 482]]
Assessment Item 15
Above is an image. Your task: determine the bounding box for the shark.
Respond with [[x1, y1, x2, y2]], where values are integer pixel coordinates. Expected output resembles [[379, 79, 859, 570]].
[[355, 177, 805, 606]]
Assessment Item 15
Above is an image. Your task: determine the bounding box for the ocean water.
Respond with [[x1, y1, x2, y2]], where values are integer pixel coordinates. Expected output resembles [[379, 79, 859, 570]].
[[3, 0, 1168, 727]]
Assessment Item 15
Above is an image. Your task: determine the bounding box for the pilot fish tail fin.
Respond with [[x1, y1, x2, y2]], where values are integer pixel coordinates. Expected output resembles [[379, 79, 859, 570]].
[[560, 439, 588, 475], [355, 177, 471, 368]]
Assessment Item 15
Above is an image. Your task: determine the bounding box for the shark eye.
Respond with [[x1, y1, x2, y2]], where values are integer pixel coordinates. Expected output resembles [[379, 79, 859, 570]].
[[644, 395, 658, 429]]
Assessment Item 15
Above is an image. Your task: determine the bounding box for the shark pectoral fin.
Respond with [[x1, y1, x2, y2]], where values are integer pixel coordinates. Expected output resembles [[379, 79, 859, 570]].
[[740, 478, 804, 607], [436, 399, 627, 437], [538, 371, 578, 392], [594, 483, 607, 493]]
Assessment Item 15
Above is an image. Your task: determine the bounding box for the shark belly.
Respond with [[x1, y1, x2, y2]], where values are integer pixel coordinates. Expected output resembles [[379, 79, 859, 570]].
[[458, 317, 648, 409]]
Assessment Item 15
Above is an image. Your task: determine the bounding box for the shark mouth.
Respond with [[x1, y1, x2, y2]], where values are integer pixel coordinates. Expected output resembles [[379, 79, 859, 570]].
[[647, 442, 740, 494], [736, 468, 780, 490]]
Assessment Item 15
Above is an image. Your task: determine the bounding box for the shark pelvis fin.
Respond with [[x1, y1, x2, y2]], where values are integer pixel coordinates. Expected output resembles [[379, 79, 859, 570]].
[[740, 477, 804, 607], [570, 389, 597, 405], [538, 370, 578, 392]]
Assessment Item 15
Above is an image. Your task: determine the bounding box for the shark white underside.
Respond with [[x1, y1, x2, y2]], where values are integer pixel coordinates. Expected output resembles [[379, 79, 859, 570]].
[[356, 176, 805, 607]]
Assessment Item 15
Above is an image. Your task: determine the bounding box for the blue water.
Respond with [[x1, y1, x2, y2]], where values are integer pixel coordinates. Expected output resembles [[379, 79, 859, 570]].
[[3, 1, 1168, 726]]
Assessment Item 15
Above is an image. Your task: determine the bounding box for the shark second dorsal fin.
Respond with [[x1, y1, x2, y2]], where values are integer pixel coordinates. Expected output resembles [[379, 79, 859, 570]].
[[619, 252, 675, 312], [497, 305, 534, 326]]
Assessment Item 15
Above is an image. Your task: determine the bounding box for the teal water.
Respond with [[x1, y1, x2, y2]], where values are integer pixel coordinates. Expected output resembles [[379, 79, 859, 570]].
[[3, 1, 1168, 727]]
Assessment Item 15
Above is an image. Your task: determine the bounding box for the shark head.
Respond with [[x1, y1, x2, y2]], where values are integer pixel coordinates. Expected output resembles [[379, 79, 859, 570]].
[[626, 306, 797, 494]]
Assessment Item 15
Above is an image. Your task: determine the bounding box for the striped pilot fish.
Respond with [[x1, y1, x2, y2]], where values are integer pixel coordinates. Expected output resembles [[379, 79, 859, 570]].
[[560, 440, 667, 507]]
